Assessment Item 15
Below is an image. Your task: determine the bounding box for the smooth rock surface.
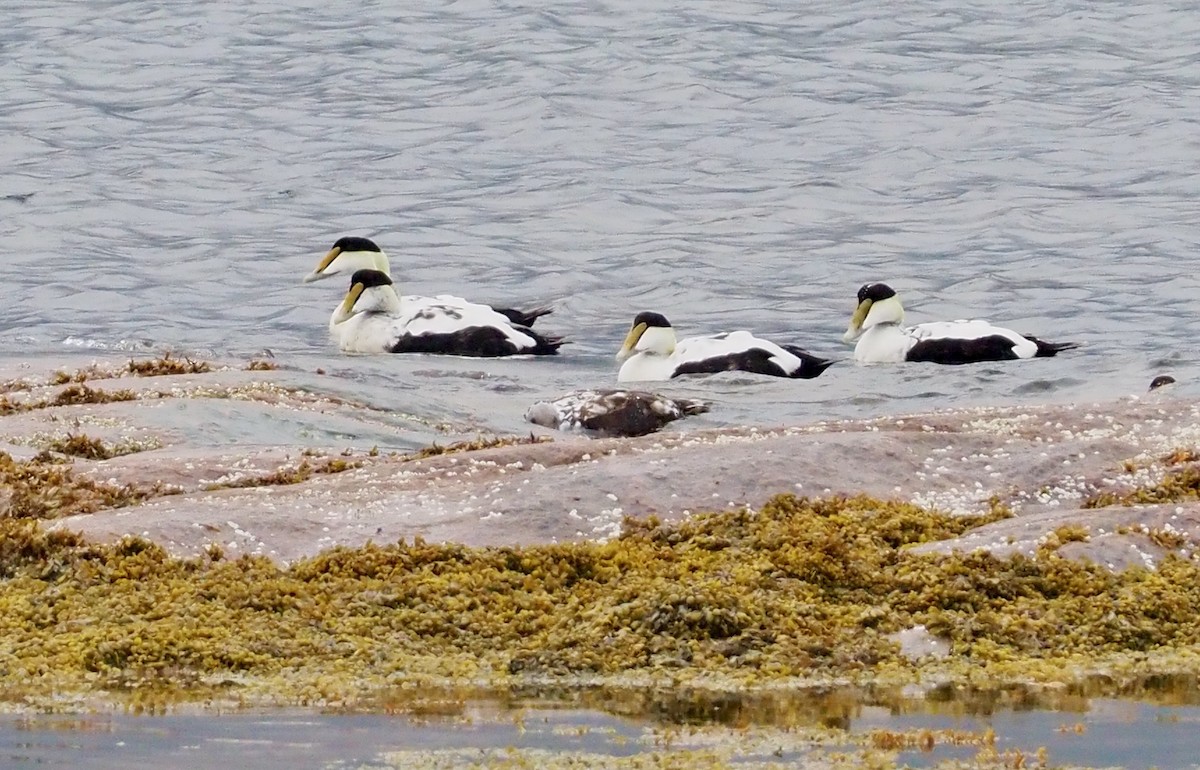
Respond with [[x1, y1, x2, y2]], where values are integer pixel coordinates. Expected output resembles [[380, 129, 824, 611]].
[[5, 357, 1197, 566]]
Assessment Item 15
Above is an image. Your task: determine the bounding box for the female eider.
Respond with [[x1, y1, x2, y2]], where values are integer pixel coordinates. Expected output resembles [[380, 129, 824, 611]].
[[616, 312, 834, 383], [843, 283, 1079, 365], [305, 236, 553, 333], [334, 269, 564, 356], [526, 389, 710, 437]]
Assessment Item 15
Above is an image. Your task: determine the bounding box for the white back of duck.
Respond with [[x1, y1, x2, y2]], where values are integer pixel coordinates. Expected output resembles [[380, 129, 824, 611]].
[[673, 330, 801, 372]]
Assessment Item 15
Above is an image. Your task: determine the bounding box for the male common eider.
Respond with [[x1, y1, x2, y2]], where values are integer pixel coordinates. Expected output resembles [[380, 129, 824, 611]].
[[305, 236, 553, 334], [843, 283, 1079, 365], [333, 269, 564, 356], [525, 389, 710, 437], [616, 312, 834, 383]]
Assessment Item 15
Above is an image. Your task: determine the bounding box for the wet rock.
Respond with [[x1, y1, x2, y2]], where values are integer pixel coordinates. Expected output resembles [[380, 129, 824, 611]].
[[888, 626, 951, 662], [7, 355, 1200, 569]]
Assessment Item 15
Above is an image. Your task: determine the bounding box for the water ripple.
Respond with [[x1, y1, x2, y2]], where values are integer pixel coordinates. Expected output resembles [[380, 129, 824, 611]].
[[2, 0, 1198, 432]]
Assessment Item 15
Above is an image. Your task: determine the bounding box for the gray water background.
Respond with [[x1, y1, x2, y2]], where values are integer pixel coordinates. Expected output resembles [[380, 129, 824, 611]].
[[3, 0, 1200, 435]]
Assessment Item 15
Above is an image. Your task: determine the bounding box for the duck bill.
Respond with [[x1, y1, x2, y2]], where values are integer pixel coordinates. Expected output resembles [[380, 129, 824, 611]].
[[303, 247, 342, 283], [843, 299, 871, 343], [337, 283, 364, 321], [615, 322, 647, 362]]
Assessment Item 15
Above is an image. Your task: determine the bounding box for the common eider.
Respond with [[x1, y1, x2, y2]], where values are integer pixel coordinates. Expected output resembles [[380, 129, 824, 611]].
[[843, 283, 1079, 365], [616, 312, 834, 383], [305, 237, 553, 335], [525, 389, 710, 437], [333, 269, 564, 356]]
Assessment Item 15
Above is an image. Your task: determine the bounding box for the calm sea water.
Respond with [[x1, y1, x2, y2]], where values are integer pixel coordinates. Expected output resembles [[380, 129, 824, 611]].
[[3, 0, 1199, 433], [4, 697, 1200, 769]]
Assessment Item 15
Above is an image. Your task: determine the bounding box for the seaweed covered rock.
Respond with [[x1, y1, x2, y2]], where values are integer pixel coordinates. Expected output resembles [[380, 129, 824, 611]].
[[5, 494, 1200, 708]]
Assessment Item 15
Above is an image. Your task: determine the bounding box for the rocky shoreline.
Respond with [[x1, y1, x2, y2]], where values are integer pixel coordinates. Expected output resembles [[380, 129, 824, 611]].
[[3, 354, 1200, 770], [1, 354, 1195, 567]]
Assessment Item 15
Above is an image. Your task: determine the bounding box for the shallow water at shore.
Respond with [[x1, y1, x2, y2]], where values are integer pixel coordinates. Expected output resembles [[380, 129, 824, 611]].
[[6, 684, 1200, 770], [862, 702, 1200, 770]]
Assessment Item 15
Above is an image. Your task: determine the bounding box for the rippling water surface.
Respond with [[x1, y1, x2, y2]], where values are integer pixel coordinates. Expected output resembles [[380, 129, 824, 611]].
[[5, 695, 1200, 769], [4, 0, 1199, 432]]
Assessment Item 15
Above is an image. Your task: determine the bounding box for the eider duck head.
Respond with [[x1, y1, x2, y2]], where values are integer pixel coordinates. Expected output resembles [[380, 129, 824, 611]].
[[843, 283, 905, 342], [305, 236, 391, 283], [616, 312, 676, 362], [335, 269, 400, 323]]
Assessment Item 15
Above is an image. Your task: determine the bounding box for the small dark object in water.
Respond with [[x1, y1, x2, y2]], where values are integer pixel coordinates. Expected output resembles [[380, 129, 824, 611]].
[[1149, 375, 1176, 392]]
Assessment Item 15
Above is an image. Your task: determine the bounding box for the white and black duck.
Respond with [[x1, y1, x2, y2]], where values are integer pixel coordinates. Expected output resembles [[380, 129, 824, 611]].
[[333, 269, 564, 356], [615, 312, 834, 383], [843, 283, 1079, 365], [305, 236, 553, 335]]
